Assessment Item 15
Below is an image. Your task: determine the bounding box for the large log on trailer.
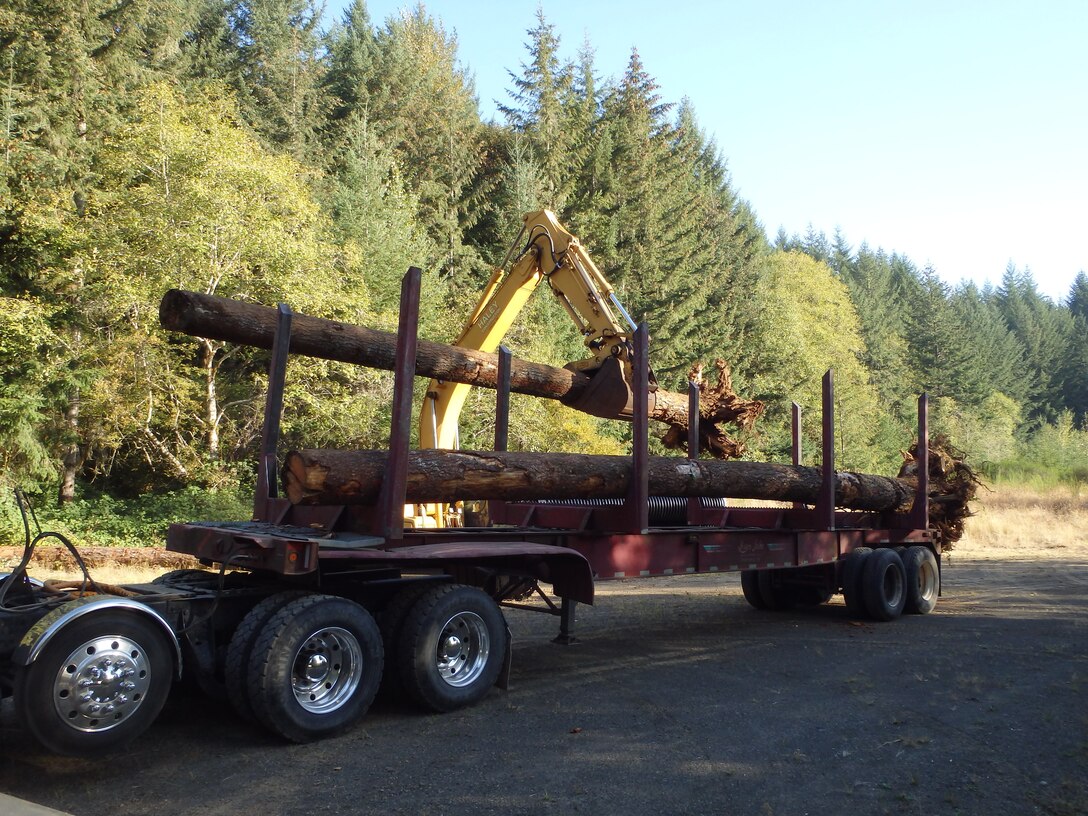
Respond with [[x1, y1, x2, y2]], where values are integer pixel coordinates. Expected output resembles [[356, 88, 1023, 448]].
[[283, 448, 917, 513], [158, 290, 762, 458]]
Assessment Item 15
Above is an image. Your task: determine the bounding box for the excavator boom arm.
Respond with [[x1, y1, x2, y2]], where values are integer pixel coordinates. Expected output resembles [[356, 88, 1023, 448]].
[[419, 210, 634, 451]]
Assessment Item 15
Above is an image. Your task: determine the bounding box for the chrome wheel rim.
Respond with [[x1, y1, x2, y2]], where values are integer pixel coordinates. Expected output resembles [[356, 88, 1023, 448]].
[[54, 636, 153, 733], [918, 559, 939, 601], [883, 564, 905, 608], [436, 612, 490, 688], [291, 627, 363, 714]]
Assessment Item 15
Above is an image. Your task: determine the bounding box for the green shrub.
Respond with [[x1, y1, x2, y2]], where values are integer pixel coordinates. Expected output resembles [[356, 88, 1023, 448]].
[[1, 485, 251, 549]]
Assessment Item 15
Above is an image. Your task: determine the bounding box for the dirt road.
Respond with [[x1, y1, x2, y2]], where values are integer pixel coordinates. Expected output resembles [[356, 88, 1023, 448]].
[[1, 548, 1086, 816]]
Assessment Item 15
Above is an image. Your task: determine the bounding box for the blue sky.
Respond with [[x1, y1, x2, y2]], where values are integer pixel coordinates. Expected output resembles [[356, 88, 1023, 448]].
[[329, 1, 1087, 302]]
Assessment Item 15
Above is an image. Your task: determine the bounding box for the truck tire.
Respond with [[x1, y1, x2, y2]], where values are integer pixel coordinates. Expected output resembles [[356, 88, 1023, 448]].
[[861, 548, 907, 621], [397, 584, 508, 713], [225, 590, 310, 722], [150, 569, 219, 589], [14, 609, 173, 755], [740, 571, 767, 610], [246, 594, 382, 742], [841, 547, 872, 617], [902, 545, 940, 615]]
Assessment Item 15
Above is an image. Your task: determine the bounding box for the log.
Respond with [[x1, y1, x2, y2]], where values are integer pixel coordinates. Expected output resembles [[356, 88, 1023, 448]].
[[283, 448, 917, 513], [158, 290, 762, 457]]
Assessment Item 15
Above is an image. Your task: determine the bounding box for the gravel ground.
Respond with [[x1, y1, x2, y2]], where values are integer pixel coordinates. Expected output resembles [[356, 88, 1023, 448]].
[[1, 550, 1086, 816]]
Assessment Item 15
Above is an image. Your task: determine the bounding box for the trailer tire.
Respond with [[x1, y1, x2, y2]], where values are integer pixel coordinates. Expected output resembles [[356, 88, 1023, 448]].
[[378, 582, 439, 696], [862, 548, 907, 622], [794, 585, 834, 606], [247, 594, 382, 742], [757, 571, 796, 610], [225, 591, 311, 723], [902, 546, 940, 615], [14, 609, 173, 755], [740, 571, 767, 610], [397, 584, 508, 713], [841, 547, 872, 617]]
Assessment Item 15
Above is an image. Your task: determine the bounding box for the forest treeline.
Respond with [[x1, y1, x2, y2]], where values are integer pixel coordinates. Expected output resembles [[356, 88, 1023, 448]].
[[2, 0, 1086, 531]]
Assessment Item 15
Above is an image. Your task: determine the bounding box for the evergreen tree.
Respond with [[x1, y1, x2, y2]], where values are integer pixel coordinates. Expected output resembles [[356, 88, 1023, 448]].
[[179, 0, 242, 86], [365, 6, 488, 281], [801, 225, 830, 264], [951, 282, 1027, 404], [829, 229, 853, 277], [1066, 271, 1088, 321], [323, 0, 378, 128], [320, 114, 435, 314], [902, 267, 989, 408], [1060, 271, 1088, 423], [498, 9, 583, 211], [837, 244, 914, 407], [230, 0, 327, 161], [590, 49, 701, 376], [994, 265, 1074, 426]]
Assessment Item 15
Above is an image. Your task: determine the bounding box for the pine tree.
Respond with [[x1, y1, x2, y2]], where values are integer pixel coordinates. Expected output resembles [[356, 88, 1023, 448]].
[[179, 0, 242, 86], [951, 283, 1027, 405]]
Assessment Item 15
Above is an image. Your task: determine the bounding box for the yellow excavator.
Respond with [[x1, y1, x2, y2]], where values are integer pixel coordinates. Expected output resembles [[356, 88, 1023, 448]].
[[407, 209, 640, 527]]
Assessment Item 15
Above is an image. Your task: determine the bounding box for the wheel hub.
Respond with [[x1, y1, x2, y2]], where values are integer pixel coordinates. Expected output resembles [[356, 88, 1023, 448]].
[[441, 634, 464, 662], [435, 612, 490, 688], [303, 652, 331, 684], [290, 628, 363, 714], [54, 636, 152, 733]]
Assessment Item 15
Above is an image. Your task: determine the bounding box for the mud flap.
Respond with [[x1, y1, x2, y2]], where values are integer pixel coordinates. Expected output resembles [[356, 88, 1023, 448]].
[[496, 624, 513, 690]]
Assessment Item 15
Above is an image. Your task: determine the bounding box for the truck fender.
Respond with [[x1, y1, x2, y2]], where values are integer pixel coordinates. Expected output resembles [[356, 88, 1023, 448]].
[[0, 572, 44, 588], [15, 596, 183, 679]]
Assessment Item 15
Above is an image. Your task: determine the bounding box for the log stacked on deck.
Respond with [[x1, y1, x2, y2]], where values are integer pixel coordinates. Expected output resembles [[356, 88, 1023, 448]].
[[283, 448, 917, 513]]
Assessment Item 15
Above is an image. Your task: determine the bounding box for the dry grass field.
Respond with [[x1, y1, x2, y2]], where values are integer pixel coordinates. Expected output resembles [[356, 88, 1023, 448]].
[[954, 483, 1088, 561]]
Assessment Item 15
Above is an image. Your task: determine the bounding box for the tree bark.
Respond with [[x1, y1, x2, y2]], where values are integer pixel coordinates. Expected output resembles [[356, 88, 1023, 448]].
[[283, 448, 917, 513], [157, 289, 752, 442]]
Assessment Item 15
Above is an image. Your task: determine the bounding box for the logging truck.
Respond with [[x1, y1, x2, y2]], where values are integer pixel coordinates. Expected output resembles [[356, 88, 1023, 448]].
[[0, 257, 947, 756]]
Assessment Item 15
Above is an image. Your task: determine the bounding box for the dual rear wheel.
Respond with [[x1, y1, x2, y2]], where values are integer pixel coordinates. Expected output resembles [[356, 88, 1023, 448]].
[[841, 545, 940, 620], [224, 583, 508, 742], [742, 544, 939, 622]]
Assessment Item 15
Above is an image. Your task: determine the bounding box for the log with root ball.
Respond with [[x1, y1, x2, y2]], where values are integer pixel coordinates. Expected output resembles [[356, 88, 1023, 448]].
[[283, 448, 918, 514], [158, 289, 762, 459]]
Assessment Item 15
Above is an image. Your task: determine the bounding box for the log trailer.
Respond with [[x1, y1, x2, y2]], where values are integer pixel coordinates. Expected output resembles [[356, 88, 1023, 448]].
[[0, 267, 943, 757]]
